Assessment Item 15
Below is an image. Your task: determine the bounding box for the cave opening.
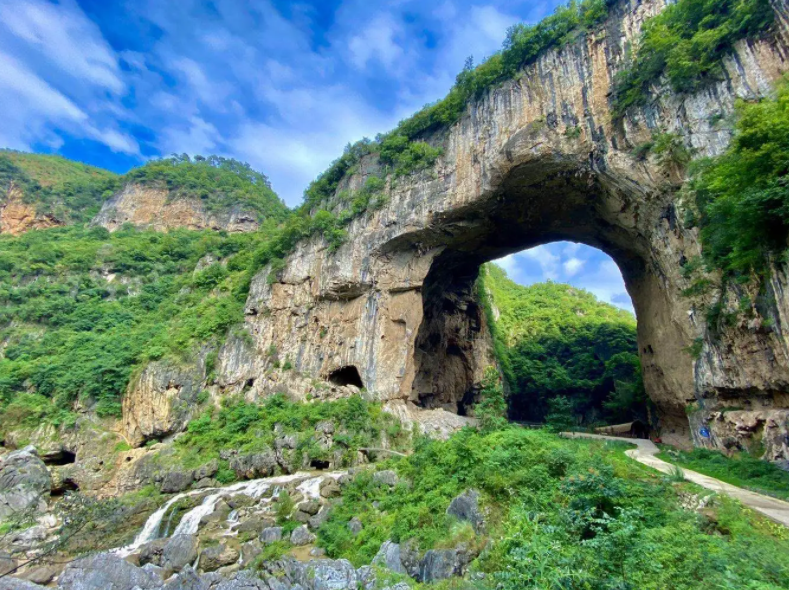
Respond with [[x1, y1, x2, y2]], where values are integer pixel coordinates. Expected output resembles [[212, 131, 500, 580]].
[[405, 158, 691, 441], [329, 365, 364, 389], [44, 449, 77, 466]]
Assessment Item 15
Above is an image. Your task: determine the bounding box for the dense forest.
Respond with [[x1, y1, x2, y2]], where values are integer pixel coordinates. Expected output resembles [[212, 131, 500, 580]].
[[479, 264, 646, 426]]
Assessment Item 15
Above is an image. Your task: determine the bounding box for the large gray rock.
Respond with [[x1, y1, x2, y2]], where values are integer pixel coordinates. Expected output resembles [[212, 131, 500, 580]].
[[372, 471, 398, 487], [0, 447, 51, 519], [418, 547, 470, 583], [259, 526, 283, 545], [193, 460, 218, 482], [163, 534, 199, 571], [308, 506, 331, 530], [0, 552, 16, 576], [57, 553, 162, 590], [162, 566, 209, 590], [199, 543, 239, 572], [0, 578, 46, 590], [296, 559, 357, 590], [213, 570, 270, 590], [290, 525, 316, 546], [371, 540, 406, 574], [446, 489, 484, 533], [230, 451, 277, 480], [161, 470, 194, 494]]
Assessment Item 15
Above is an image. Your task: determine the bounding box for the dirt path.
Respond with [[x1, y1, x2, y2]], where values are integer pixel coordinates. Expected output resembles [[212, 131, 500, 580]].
[[562, 432, 789, 527]]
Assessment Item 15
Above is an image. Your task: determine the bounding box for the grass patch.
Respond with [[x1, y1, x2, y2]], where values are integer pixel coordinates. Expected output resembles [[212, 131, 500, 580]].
[[657, 447, 789, 500]]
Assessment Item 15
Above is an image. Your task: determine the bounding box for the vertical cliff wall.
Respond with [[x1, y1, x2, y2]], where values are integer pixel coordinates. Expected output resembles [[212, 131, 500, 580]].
[[211, 0, 789, 453]]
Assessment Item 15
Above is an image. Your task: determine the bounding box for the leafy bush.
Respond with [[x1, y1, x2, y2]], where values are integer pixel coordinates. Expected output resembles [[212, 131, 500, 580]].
[[688, 80, 789, 280]]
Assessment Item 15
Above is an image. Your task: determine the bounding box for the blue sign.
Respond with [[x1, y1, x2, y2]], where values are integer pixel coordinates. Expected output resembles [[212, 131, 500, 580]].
[[699, 427, 710, 439]]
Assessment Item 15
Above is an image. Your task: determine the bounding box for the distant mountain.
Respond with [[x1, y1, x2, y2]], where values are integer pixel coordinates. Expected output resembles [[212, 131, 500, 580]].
[[0, 151, 290, 235]]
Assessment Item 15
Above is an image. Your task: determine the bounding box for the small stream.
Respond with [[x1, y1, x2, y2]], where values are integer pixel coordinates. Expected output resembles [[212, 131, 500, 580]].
[[115, 471, 338, 557]]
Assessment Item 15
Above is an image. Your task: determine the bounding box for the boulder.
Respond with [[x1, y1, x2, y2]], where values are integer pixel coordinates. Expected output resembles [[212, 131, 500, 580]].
[[19, 564, 60, 585], [194, 460, 219, 481], [318, 479, 341, 499], [199, 543, 239, 572], [418, 547, 470, 583], [372, 541, 406, 574], [0, 578, 46, 589], [0, 447, 51, 519], [259, 526, 283, 545], [161, 470, 194, 494], [290, 525, 316, 546], [139, 538, 167, 566], [213, 571, 270, 590], [297, 500, 321, 516], [236, 516, 275, 535], [230, 451, 277, 480], [446, 489, 484, 533], [163, 534, 199, 571], [296, 559, 357, 590], [372, 470, 398, 487], [308, 507, 331, 530], [240, 541, 262, 566], [0, 553, 16, 577], [162, 565, 209, 590], [57, 553, 162, 590]]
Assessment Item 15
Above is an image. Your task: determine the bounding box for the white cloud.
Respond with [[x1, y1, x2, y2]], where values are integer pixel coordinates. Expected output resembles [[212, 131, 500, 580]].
[[563, 257, 585, 277], [0, 0, 123, 94], [521, 245, 560, 280], [348, 15, 404, 71]]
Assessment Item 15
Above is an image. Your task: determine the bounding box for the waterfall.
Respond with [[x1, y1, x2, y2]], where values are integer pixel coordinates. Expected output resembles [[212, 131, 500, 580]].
[[114, 472, 315, 557]]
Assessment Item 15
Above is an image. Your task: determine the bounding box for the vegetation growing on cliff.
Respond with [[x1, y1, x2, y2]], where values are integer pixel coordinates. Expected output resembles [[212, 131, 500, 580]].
[[318, 426, 789, 589], [478, 263, 646, 425], [0, 224, 268, 427], [612, 0, 774, 117], [124, 155, 289, 222], [0, 150, 119, 224]]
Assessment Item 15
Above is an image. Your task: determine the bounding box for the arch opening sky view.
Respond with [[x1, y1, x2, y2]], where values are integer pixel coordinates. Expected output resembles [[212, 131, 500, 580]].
[[0, 0, 633, 311]]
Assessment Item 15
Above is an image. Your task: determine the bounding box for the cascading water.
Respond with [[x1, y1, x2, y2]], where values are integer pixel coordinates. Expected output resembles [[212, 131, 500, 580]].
[[115, 473, 309, 557]]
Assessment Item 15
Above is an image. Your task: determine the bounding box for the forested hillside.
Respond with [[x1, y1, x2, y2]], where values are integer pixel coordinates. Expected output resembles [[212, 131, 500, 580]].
[[479, 263, 646, 425], [0, 153, 292, 434]]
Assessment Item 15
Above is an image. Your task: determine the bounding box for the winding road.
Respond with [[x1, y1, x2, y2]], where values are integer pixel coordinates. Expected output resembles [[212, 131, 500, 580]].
[[562, 432, 789, 528]]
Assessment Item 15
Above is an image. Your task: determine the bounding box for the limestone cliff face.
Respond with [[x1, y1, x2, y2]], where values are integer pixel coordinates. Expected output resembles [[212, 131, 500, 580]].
[[0, 184, 62, 235], [92, 184, 260, 233], [207, 0, 789, 457]]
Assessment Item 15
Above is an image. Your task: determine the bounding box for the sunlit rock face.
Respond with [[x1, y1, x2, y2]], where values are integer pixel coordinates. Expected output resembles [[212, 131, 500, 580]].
[[219, 0, 789, 451]]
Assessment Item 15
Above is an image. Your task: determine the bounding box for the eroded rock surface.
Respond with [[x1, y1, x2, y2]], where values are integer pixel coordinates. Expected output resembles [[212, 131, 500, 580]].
[[202, 0, 789, 454], [92, 184, 260, 233], [0, 447, 51, 519]]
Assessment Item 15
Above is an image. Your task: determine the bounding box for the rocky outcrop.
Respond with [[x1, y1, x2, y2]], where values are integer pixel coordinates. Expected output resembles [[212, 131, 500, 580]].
[[0, 447, 51, 519], [91, 184, 260, 233], [122, 361, 205, 447], [0, 185, 61, 235], [204, 0, 789, 454]]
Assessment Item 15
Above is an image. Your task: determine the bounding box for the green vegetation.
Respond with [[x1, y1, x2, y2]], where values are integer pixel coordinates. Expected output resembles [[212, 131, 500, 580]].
[[174, 394, 409, 472], [124, 154, 289, 222], [686, 79, 789, 281], [317, 426, 789, 589], [0, 224, 270, 428], [613, 0, 774, 117], [658, 447, 789, 500], [478, 264, 646, 425], [0, 150, 119, 223]]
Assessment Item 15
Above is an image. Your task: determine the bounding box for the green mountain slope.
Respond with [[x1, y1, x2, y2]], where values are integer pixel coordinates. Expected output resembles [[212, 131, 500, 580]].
[[0, 150, 120, 225], [478, 263, 646, 425]]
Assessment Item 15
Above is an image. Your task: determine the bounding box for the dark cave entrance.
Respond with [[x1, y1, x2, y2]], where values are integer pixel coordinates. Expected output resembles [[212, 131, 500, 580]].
[[43, 449, 77, 466], [329, 365, 365, 389], [406, 158, 683, 432]]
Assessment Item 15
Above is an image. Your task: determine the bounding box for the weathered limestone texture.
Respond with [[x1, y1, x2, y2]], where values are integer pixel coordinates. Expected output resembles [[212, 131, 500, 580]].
[[92, 184, 259, 233], [214, 0, 789, 454]]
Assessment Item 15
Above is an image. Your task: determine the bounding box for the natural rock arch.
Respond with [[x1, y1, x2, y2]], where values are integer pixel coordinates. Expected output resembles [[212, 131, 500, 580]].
[[213, 0, 789, 452]]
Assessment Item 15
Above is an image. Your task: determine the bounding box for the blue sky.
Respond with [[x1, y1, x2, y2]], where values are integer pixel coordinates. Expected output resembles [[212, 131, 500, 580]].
[[0, 0, 634, 313]]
